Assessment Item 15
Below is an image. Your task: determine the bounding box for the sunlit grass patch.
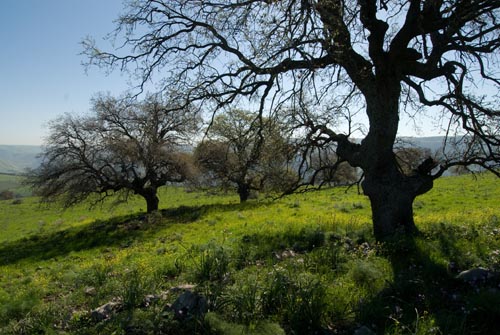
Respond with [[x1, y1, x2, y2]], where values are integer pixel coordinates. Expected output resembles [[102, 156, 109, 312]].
[[0, 174, 499, 334]]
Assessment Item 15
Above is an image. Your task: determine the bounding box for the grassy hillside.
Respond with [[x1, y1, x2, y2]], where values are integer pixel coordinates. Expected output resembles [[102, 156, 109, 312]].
[[0, 174, 22, 192], [0, 174, 32, 197], [0, 160, 19, 175], [0, 174, 499, 334]]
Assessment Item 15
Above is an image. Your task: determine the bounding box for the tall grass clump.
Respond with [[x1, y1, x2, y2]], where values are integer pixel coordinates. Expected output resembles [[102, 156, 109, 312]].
[[191, 243, 231, 283], [0, 287, 41, 327], [221, 273, 262, 325], [261, 268, 327, 334], [121, 268, 150, 311], [348, 259, 388, 293], [205, 312, 285, 335]]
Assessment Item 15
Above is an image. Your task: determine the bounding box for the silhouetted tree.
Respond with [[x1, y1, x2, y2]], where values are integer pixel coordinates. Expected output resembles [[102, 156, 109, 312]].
[[28, 93, 199, 213], [84, 0, 500, 239]]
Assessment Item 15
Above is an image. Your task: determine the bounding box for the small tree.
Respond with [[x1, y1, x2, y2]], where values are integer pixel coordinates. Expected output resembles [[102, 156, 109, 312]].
[[28, 93, 198, 213], [395, 146, 433, 175], [297, 143, 359, 187], [194, 109, 295, 202]]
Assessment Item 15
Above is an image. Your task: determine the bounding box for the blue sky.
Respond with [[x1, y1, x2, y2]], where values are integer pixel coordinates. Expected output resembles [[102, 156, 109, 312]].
[[0, 1, 457, 146], [0, 0, 128, 145]]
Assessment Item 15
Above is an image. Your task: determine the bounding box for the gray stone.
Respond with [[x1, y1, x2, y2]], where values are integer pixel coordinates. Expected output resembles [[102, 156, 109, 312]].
[[140, 284, 197, 309], [91, 298, 123, 321], [84, 286, 97, 296], [274, 249, 297, 260], [354, 325, 376, 335], [456, 267, 493, 284], [170, 290, 207, 320]]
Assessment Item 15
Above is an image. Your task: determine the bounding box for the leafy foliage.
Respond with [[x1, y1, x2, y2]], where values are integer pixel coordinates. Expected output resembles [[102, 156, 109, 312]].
[[194, 109, 296, 202]]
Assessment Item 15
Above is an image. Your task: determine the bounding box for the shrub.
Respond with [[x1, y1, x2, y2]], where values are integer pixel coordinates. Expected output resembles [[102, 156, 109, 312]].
[[121, 269, 148, 310], [306, 242, 347, 273], [261, 268, 291, 315], [284, 274, 326, 334], [290, 227, 325, 252], [349, 259, 387, 294], [0, 190, 14, 200]]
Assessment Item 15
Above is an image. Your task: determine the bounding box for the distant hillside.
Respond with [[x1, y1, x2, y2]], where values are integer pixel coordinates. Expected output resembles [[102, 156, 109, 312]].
[[0, 137, 451, 175], [0, 145, 41, 175], [0, 160, 18, 175], [405, 136, 446, 152]]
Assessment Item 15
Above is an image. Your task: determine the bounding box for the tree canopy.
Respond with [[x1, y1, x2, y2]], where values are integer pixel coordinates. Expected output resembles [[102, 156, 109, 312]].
[[85, 0, 500, 238], [194, 109, 296, 202], [28, 93, 198, 213]]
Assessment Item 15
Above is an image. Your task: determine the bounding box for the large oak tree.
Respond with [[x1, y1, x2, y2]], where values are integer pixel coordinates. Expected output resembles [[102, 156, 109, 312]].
[[28, 93, 198, 213], [84, 0, 500, 239]]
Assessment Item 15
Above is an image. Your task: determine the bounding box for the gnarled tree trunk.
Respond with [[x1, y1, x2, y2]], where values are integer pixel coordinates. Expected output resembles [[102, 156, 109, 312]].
[[237, 183, 250, 203], [139, 187, 160, 213], [348, 73, 435, 240], [362, 169, 434, 239]]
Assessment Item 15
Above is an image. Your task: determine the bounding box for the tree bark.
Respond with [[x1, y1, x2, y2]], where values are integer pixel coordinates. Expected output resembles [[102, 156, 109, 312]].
[[141, 188, 159, 213], [360, 156, 435, 240], [237, 183, 250, 203], [348, 71, 435, 240], [145, 195, 159, 213], [362, 173, 417, 239]]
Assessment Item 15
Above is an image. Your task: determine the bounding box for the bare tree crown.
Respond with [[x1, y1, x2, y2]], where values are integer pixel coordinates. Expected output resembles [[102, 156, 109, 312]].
[[83, 0, 499, 237], [28, 93, 199, 212], [84, 0, 499, 175]]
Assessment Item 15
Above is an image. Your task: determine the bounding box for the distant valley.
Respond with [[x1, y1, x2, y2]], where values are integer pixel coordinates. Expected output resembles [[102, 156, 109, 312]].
[[0, 145, 42, 175]]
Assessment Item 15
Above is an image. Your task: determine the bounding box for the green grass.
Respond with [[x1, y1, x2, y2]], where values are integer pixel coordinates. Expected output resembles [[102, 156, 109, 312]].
[[0, 173, 33, 199], [0, 174, 20, 190], [0, 174, 499, 334], [0, 187, 236, 244]]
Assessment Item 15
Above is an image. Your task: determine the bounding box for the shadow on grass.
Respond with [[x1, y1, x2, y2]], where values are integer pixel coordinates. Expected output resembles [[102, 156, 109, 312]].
[[0, 201, 265, 266], [357, 228, 500, 334]]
